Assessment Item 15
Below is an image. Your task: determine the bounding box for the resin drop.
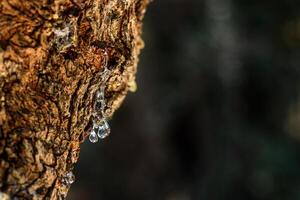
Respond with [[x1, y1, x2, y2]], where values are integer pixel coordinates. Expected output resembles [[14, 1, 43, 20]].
[[96, 89, 105, 100], [88, 49, 112, 143], [64, 172, 75, 185], [89, 130, 98, 143], [96, 120, 111, 139], [94, 101, 103, 113]]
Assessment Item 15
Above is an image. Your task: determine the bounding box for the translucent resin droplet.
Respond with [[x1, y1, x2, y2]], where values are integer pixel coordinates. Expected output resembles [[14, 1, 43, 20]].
[[96, 120, 110, 139], [94, 90, 106, 116], [64, 172, 75, 185], [88, 51, 113, 143], [89, 130, 98, 143], [53, 25, 73, 51], [94, 101, 103, 113], [96, 89, 105, 100]]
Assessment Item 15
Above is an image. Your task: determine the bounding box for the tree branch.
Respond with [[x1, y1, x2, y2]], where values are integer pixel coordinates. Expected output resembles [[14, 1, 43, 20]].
[[0, 0, 149, 199]]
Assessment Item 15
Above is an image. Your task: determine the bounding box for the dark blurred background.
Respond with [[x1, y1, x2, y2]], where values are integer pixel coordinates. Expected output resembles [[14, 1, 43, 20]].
[[69, 0, 300, 199]]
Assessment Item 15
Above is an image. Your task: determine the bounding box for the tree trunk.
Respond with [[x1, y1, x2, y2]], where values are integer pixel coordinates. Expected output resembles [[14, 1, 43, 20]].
[[0, 0, 149, 199]]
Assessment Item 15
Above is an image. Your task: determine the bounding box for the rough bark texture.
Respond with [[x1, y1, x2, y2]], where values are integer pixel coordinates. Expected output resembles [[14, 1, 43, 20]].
[[0, 0, 149, 199]]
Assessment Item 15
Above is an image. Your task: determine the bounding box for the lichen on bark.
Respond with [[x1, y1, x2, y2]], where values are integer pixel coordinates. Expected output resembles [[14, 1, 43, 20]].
[[0, 0, 149, 199]]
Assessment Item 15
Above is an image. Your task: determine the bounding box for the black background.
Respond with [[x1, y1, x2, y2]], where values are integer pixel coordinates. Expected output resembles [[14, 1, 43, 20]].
[[69, 0, 300, 199]]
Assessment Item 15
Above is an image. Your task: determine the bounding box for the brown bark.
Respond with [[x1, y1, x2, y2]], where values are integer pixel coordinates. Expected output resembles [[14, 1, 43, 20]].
[[0, 0, 149, 199]]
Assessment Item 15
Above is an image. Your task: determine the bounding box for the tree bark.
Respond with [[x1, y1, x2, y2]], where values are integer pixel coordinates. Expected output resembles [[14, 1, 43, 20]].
[[0, 0, 149, 199]]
